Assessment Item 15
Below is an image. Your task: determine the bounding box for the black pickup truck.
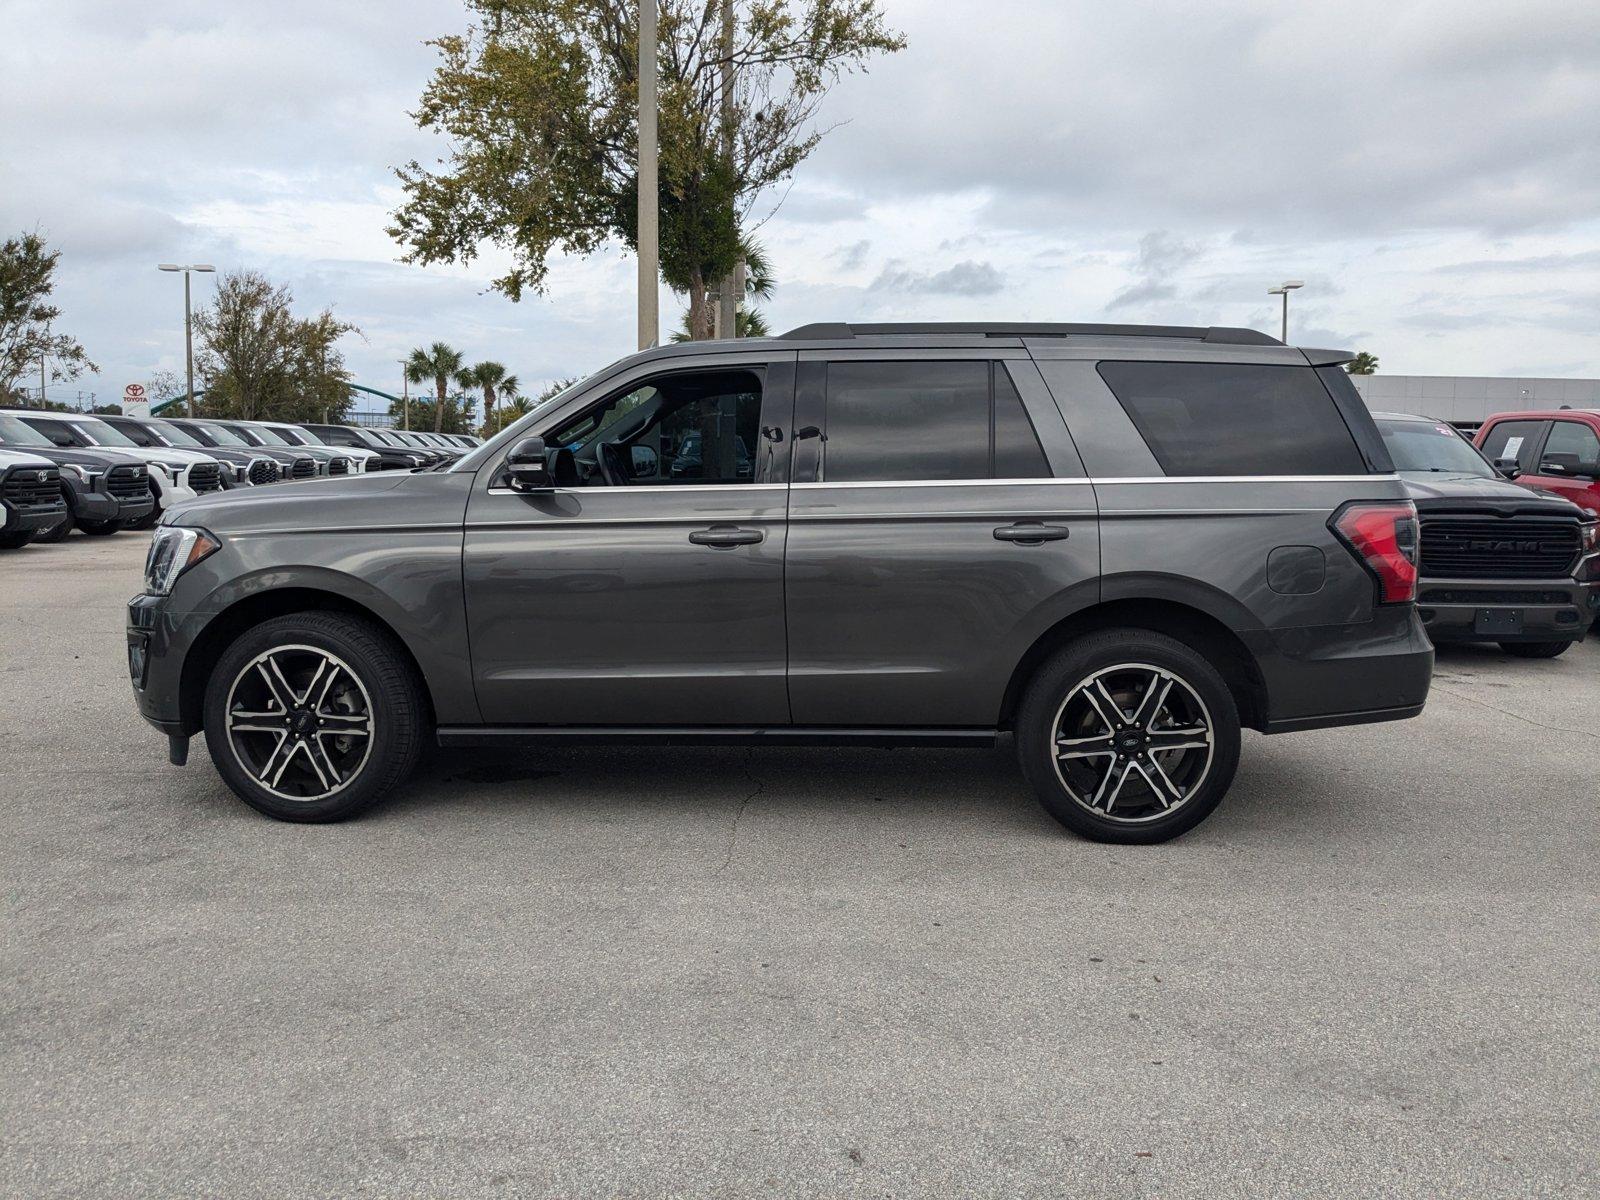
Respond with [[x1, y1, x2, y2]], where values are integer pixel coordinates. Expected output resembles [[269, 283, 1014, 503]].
[[0, 411, 154, 539], [1375, 411, 1599, 657]]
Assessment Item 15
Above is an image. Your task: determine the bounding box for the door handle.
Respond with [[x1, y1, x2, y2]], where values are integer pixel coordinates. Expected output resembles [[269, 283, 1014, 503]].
[[689, 525, 765, 548], [993, 522, 1071, 544]]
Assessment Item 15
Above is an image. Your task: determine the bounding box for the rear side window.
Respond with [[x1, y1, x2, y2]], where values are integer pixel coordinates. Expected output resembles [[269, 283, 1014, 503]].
[[822, 361, 1049, 482], [1478, 420, 1546, 471], [1541, 420, 1600, 473], [1096, 361, 1367, 476]]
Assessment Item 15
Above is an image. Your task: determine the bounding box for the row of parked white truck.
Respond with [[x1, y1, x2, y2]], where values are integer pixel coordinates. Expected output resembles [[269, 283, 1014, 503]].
[[0, 408, 481, 548]]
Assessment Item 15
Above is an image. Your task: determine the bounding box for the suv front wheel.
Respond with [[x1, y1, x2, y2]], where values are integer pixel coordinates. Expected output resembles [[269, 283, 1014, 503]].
[[203, 612, 426, 822], [1017, 629, 1242, 844]]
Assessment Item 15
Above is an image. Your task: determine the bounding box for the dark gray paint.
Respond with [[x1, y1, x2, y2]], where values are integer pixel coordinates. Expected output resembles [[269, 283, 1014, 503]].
[[129, 329, 1435, 747]]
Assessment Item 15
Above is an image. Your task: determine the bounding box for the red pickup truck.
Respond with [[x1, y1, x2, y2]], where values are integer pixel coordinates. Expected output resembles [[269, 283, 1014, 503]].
[[1475, 408, 1600, 518]]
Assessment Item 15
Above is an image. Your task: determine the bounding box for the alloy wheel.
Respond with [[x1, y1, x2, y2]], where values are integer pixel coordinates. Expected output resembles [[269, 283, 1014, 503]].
[[224, 645, 375, 801], [1050, 662, 1215, 823]]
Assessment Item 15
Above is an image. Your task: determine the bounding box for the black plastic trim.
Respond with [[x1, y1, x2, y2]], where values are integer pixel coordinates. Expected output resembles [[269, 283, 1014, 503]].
[[436, 726, 999, 748]]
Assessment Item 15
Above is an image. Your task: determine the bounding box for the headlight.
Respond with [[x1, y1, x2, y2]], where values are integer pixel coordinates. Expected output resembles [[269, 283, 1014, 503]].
[[143, 526, 221, 596], [163, 461, 190, 475], [1582, 522, 1598, 553], [406, 454, 423, 466], [61, 463, 100, 485]]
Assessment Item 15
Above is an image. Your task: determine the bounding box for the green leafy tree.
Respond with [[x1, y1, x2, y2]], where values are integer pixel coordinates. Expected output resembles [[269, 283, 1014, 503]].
[[1346, 351, 1379, 375], [406, 342, 467, 432], [390, 391, 475, 434], [193, 271, 357, 421], [0, 231, 97, 398], [671, 234, 774, 340], [389, 0, 903, 339]]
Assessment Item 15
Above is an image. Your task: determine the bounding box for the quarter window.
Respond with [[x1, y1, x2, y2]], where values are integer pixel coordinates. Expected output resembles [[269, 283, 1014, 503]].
[[820, 361, 1049, 482], [1097, 361, 1367, 476]]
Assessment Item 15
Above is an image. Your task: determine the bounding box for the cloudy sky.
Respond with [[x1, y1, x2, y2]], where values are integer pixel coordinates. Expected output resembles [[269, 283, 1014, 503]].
[[4, 0, 1598, 410]]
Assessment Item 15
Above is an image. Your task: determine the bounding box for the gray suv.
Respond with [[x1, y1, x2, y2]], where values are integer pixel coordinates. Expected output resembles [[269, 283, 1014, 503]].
[[128, 322, 1433, 842]]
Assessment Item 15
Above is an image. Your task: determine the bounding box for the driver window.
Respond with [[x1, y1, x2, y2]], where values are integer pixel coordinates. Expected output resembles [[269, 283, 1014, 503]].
[[549, 368, 764, 486]]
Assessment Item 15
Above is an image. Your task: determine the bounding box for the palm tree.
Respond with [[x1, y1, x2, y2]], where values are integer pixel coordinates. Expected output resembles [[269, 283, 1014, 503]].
[[1346, 351, 1380, 376], [457, 361, 514, 433], [406, 342, 465, 432], [671, 235, 778, 342]]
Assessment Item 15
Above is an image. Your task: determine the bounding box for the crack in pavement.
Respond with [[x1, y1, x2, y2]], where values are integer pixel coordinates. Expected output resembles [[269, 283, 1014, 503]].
[[719, 747, 765, 872], [1431, 684, 1598, 742]]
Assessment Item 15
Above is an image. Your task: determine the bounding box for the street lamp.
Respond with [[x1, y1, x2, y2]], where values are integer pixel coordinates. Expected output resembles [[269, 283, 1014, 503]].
[[1266, 280, 1304, 344], [398, 359, 411, 431], [158, 264, 215, 417]]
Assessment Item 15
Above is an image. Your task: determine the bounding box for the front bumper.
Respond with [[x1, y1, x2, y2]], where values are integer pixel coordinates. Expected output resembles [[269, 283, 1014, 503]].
[[3, 500, 66, 535], [127, 591, 191, 734], [1417, 577, 1597, 644]]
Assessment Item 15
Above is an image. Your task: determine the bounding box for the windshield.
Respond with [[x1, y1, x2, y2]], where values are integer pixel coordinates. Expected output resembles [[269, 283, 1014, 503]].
[[0, 413, 55, 447], [72, 418, 139, 448], [194, 422, 249, 447], [240, 424, 291, 446], [150, 422, 204, 448], [294, 426, 329, 446], [267, 425, 311, 446], [1377, 418, 1496, 478]]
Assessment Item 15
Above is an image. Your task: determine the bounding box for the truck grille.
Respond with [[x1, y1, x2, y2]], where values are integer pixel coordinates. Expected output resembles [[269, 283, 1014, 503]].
[[106, 465, 152, 500], [3, 466, 65, 511], [290, 457, 316, 479], [247, 459, 281, 485], [189, 462, 224, 493], [1419, 516, 1582, 580], [327, 457, 350, 476]]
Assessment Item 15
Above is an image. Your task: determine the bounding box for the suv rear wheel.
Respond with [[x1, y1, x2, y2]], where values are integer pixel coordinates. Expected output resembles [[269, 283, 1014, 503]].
[[202, 612, 426, 822], [1017, 629, 1241, 844]]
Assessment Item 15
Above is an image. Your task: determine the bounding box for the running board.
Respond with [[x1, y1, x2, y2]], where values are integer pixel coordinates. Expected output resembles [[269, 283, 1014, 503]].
[[435, 726, 1000, 749]]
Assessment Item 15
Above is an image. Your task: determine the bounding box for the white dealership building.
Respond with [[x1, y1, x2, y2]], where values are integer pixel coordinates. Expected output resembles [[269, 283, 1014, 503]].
[[1349, 374, 1600, 429]]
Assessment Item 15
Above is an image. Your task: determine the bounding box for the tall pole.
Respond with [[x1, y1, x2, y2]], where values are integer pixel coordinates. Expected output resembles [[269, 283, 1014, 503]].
[[718, 0, 738, 339], [399, 360, 411, 431], [184, 270, 195, 418], [1279, 290, 1288, 344], [637, 0, 659, 351]]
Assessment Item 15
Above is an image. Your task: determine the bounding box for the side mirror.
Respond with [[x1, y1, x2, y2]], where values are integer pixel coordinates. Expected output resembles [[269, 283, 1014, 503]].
[[505, 436, 553, 491], [1493, 456, 1521, 481], [629, 445, 660, 479]]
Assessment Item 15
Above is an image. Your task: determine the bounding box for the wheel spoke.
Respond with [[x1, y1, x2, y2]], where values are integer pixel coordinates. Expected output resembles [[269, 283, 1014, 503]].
[[1057, 733, 1116, 760], [308, 660, 343, 712], [315, 712, 370, 736], [1148, 726, 1209, 753], [1131, 672, 1173, 729], [1081, 680, 1125, 732], [299, 657, 330, 708], [230, 711, 287, 734], [257, 734, 298, 787], [1138, 758, 1184, 808], [256, 657, 297, 711], [1092, 759, 1135, 812], [302, 737, 339, 790]]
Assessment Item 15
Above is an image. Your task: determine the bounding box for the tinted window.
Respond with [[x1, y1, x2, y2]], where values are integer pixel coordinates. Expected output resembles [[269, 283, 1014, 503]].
[[1097, 361, 1366, 476], [549, 368, 764, 486], [1541, 420, 1600, 472], [821, 361, 1055, 482], [21, 418, 77, 447], [1478, 420, 1545, 471], [993, 366, 1051, 478]]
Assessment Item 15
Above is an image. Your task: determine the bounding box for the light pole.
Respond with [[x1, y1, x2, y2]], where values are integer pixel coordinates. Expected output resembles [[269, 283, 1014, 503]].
[[158, 264, 215, 416], [637, 0, 659, 350], [398, 360, 411, 431], [1266, 280, 1303, 344]]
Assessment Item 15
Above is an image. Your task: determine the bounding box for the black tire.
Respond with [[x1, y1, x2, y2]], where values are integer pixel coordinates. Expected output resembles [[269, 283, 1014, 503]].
[[1499, 640, 1572, 659], [78, 519, 120, 535], [202, 611, 427, 822], [128, 507, 161, 531], [1016, 628, 1242, 844], [34, 513, 74, 543], [0, 530, 35, 549]]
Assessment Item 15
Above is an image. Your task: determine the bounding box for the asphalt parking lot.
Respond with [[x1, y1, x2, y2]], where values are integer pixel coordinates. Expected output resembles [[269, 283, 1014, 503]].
[[2, 532, 1596, 1199]]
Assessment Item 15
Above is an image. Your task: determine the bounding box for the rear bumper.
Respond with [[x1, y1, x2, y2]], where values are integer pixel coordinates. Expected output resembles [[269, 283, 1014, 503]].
[[1417, 577, 1597, 644], [1246, 606, 1434, 735]]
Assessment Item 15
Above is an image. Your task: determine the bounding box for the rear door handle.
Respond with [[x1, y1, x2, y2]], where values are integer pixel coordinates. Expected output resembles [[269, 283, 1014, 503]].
[[993, 522, 1071, 544], [689, 525, 765, 548]]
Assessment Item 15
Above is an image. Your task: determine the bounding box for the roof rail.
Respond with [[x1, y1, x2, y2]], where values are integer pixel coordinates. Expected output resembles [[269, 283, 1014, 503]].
[[777, 322, 1282, 346]]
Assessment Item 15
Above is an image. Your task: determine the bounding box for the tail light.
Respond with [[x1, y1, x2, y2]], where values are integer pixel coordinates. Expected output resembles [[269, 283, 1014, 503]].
[[1331, 501, 1419, 604]]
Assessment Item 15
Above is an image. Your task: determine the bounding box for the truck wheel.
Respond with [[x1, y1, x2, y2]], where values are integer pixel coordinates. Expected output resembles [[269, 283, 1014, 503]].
[[1499, 640, 1571, 659], [128, 508, 161, 531], [34, 513, 74, 543], [202, 612, 427, 823], [1016, 629, 1241, 844], [78, 519, 120, 535]]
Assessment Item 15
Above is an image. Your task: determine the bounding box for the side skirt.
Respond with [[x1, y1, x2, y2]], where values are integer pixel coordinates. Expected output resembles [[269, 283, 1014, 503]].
[[435, 726, 1000, 749]]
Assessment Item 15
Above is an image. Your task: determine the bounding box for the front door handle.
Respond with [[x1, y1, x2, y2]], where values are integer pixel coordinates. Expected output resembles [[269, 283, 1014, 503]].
[[689, 525, 765, 548], [993, 522, 1071, 544]]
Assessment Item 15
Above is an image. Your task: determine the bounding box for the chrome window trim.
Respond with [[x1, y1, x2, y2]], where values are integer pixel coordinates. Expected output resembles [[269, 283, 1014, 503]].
[[485, 474, 1396, 497], [485, 482, 788, 497]]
